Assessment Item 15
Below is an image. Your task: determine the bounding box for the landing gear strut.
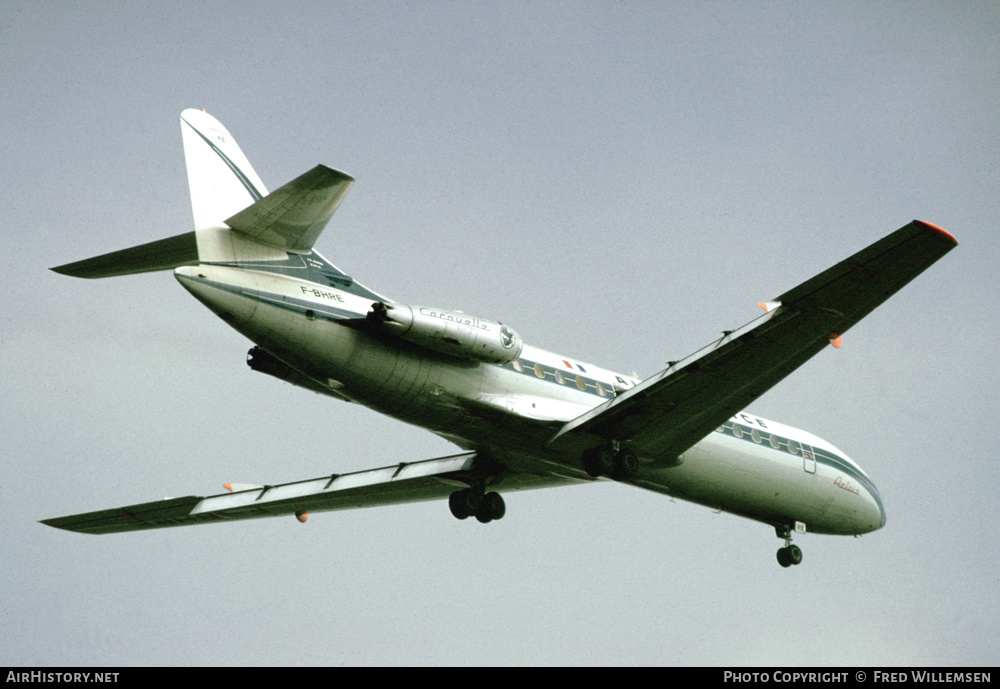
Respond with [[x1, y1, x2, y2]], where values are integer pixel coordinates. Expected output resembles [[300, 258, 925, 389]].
[[775, 525, 803, 568], [449, 488, 506, 524]]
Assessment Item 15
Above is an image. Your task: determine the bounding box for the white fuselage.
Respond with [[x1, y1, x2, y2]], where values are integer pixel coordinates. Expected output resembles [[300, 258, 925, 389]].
[[174, 262, 886, 538]]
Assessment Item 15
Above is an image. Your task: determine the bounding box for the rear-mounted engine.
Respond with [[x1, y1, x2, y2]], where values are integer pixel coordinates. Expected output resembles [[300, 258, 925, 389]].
[[367, 302, 523, 365]]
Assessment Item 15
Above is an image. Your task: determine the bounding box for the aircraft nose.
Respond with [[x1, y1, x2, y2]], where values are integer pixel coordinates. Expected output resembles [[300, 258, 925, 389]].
[[868, 481, 887, 532]]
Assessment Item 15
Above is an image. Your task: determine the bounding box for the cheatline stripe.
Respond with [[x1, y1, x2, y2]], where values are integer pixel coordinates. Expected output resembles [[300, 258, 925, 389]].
[[718, 421, 882, 503], [181, 116, 264, 201]]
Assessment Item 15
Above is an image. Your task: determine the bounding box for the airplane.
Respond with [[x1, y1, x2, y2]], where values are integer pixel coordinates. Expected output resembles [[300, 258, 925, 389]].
[[42, 109, 957, 568]]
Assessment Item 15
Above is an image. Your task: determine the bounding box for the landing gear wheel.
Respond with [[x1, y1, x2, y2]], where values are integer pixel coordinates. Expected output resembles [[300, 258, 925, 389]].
[[475, 492, 506, 523], [776, 544, 803, 568], [613, 450, 640, 480], [449, 490, 470, 520], [583, 446, 638, 479], [583, 447, 617, 477], [449, 489, 482, 520], [777, 547, 791, 568]]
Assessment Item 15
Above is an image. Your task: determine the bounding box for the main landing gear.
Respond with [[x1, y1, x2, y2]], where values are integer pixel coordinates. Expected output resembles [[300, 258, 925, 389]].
[[775, 525, 803, 568], [581, 445, 640, 480], [449, 488, 506, 524]]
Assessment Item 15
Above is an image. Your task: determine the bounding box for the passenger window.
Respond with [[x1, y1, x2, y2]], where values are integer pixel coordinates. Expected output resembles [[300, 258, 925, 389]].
[[769, 434, 781, 449], [533, 363, 545, 379], [595, 381, 607, 397], [553, 370, 565, 385], [575, 376, 587, 391], [788, 440, 800, 456], [512, 359, 524, 373], [732, 425, 743, 439], [751, 429, 762, 443]]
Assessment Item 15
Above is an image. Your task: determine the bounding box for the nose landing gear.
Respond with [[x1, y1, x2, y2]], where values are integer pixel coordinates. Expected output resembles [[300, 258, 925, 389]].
[[775, 525, 803, 568]]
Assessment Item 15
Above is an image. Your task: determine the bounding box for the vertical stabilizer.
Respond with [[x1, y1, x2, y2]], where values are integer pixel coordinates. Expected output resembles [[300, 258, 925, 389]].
[[180, 109, 268, 230]]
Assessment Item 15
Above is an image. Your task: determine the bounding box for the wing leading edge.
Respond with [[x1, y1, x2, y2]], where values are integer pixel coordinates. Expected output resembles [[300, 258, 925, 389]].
[[41, 452, 586, 535], [42, 453, 477, 535], [549, 220, 957, 464]]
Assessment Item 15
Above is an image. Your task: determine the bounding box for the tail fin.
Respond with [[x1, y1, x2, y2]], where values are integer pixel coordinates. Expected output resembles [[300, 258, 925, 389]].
[[52, 109, 355, 279], [180, 108, 268, 230]]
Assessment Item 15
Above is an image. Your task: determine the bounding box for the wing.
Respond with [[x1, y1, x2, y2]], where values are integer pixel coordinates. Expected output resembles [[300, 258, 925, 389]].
[[40, 452, 577, 535], [42, 453, 477, 534], [549, 220, 958, 464]]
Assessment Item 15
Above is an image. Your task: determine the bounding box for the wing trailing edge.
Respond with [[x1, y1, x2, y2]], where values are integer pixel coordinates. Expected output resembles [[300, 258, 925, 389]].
[[42, 453, 477, 535], [549, 220, 957, 464]]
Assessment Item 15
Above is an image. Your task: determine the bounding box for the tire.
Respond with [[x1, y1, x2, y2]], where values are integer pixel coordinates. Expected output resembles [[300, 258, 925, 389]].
[[482, 492, 505, 521], [777, 547, 791, 568], [449, 490, 471, 520], [596, 448, 616, 476], [613, 450, 640, 480]]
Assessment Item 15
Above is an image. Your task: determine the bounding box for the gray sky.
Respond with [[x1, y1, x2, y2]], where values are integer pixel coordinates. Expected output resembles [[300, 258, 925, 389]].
[[2, 1, 997, 666]]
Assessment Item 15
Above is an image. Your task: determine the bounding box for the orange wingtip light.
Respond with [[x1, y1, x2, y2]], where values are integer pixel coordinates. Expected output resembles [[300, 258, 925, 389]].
[[295, 510, 309, 523], [829, 333, 843, 349], [223, 482, 264, 493], [915, 220, 958, 245]]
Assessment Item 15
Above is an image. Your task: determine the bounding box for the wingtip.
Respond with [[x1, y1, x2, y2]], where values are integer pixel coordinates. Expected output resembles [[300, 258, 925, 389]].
[[915, 220, 958, 245], [50, 264, 88, 278]]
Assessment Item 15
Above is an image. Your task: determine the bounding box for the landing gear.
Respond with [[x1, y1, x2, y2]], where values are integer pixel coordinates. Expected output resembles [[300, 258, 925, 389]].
[[776, 544, 803, 568], [582, 447, 616, 477], [775, 525, 803, 568], [582, 445, 640, 480], [449, 488, 505, 523]]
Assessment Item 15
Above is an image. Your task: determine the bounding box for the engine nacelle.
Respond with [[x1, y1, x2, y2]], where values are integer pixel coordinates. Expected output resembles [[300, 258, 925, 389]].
[[367, 302, 523, 365]]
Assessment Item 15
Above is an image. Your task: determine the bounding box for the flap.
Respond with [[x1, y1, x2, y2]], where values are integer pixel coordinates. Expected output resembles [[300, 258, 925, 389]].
[[42, 453, 477, 534]]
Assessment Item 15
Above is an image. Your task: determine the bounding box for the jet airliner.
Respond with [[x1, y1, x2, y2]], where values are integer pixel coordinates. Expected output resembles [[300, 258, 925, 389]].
[[43, 109, 957, 567]]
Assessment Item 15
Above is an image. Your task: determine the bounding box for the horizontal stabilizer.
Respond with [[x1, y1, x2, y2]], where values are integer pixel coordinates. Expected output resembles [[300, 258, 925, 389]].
[[50, 231, 198, 279], [224, 165, 354, 254]]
